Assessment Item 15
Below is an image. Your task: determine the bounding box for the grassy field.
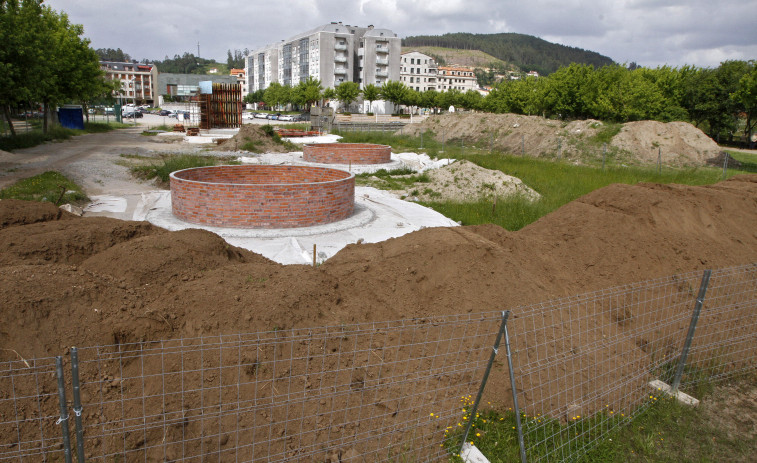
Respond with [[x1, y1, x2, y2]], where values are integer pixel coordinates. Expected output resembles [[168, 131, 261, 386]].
[[338, 130, 745, 231]]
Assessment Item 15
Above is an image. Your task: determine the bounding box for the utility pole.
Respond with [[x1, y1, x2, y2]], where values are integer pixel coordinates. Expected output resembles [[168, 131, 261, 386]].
[[197, 42, 200, 58]]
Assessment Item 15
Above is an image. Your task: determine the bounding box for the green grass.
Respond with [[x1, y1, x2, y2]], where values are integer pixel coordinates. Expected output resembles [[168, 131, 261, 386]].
[[726, 150, 757, 173], [356, 167, 431, 191], [0, 171, 88, 204], [130, 154, 224, 184], [336, 130, 744, 231], [444, 376, 756, 462]]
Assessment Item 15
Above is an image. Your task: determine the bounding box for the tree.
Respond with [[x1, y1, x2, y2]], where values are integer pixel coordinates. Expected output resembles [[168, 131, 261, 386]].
[[322, 87, 336, 104], [361, 84, 380, 113], [243, 89, 265, 105], [379, 81, 409, 113], [335, 81, 360, 112], [263, 83, 290, 110], [95, 48, 131, 62], [460, 90, 484, 111], [731, 62, 757, 145], [294, 77, 323, 109]]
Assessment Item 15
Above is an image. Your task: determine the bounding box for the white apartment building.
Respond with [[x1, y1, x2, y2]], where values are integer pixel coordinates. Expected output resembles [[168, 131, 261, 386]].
[[399, 51, 438, 92], [437, 65, 479, 92], [245, 22, 401, 92]]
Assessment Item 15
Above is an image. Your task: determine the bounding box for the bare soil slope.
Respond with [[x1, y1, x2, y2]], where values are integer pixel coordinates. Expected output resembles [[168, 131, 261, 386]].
[[406, 113, 722, 166], [1, 175, 756, 459]]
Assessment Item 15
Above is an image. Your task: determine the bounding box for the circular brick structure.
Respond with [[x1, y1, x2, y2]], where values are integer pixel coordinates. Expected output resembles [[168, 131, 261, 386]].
[[303, 143, 391, 165], [170, 165, 354, 228]]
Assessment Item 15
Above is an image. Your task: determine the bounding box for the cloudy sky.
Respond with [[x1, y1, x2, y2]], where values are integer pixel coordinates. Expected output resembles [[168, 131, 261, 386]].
[[45, 0, 757, 68]]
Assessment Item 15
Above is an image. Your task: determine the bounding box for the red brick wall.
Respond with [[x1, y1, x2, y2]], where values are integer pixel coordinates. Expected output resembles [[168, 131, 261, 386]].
[[303, 143, 391, 165], [170, 165, 354, 228]]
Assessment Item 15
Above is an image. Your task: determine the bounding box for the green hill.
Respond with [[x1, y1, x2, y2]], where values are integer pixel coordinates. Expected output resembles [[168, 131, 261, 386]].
[[402, 32, 615, 75]]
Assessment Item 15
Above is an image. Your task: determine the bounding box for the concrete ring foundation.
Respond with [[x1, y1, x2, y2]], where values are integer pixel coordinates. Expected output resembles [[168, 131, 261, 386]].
[[170, 165, 354, 228], [303, 143, 392, 165]]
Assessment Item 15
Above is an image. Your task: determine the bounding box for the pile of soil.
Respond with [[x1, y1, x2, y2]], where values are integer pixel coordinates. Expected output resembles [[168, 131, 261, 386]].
[[362, 159, 541, 202], [1, 175, 756, 459], [214, 124, 291, 153], [405, 113, 722, 166]]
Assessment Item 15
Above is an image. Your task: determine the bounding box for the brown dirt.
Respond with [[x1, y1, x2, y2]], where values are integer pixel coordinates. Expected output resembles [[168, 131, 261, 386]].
[[1, 175, 756, 460], [405, 113, 722, 166], [214, 124, 291, 152]]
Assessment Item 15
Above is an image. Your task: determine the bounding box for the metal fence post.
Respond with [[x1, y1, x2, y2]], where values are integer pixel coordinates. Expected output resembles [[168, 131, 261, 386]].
[[722, 152, 729, 179], [521, 134, 525, 156], [460, 311, 510, 453], [504, 312, 528, 463], [420, 129, 423, 149], [70, 348, 85, 463], [55, 356, 73, 463], [657, 147, 662, 174], [671, 269, 712, 391], [602, 143, 607, 170]]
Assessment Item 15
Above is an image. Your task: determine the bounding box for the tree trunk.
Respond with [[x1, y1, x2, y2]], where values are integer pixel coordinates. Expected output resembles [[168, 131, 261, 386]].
[[3, 105, 17, 137], [42, 101, 49, 134]]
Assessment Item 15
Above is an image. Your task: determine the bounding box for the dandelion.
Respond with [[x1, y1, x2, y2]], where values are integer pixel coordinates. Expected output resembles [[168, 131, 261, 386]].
[[430, 413, 434, 417], [476, 433, 481, 437]]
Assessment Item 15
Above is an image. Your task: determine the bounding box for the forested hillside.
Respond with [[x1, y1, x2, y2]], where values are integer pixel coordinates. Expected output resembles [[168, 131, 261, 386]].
[[402, 32, 614, 75]]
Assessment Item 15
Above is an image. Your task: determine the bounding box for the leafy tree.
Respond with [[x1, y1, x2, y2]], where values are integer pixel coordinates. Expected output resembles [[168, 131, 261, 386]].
[[226, 49, 247, 69], [438, 88, 462, 111], [541, 63, 594, 119], [95, 48, 131, 62], [335, 81, 360, 112], [293, 77, 323, 109], [419, 89, 439, 113], [361, 84, 380, 112], [243, 89, 265, 105], [322, 87, 336, 103], [459, 89, 484, 111], [379, 81, 409, 113], [263, 83, 290, 110], [731, 62, 757, 144]]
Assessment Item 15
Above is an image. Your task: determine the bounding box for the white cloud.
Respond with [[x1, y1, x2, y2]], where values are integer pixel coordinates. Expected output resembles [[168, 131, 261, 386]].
[[43, 0, 757, 68]]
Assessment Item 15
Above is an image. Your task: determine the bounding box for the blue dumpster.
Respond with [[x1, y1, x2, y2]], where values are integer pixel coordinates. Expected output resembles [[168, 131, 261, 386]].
[[58, 105, 85, 130]]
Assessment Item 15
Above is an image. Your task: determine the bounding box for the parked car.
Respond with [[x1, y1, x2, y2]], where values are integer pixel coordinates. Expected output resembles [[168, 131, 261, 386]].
[[242, 112, 256, 120], [278, 114, 295, 122], [268, 113, 281, 120], [123, 111, 143, 118], [254, 112, 268, 119], [159, 109, 173, 116]]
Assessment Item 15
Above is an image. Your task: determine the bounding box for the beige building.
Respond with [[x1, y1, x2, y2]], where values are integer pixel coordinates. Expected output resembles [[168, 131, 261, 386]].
[[399, 51, 438, 92], [230, 68, 247, 95], [100, 61, 158, 105], [437, 65, 478, 92]]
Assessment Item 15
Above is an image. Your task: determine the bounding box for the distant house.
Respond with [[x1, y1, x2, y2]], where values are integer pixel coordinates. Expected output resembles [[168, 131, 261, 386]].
[[527, 71, 540, 78], [208, 68, 219, 74], [100, 61, 158, 105], [437, 65, 478, 92], [229, 68, 247, 96], [400, 51, 438, 92]]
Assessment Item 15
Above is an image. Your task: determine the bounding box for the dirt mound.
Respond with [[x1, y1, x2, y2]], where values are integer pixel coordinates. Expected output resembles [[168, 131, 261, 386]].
[[1, 175, 756, 456], [407, 113, 721, 166], [214, 124, 291, 152], [0, 198, 74, 228], [612, 121, 721, 165]]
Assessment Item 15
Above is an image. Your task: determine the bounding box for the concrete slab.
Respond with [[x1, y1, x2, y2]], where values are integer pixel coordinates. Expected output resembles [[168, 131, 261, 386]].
[[460, 443, 491, 463], [649, 379, 700, 407]]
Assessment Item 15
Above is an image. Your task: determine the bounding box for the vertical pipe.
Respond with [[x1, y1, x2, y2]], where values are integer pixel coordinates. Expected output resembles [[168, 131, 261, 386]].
[[602, 143, 607, 170], [56, 356, 73, 463], [671, 269, 712, 391], [504, 314, 528, 463], [658, 147, 662, 174], [70, 348, 85, 463], [460, 311, 509, 453]]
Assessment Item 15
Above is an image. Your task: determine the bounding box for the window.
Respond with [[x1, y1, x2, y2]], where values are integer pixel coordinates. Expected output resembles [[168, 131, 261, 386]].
[[410, 77, 414, 83], [411, 58, 415, 64]]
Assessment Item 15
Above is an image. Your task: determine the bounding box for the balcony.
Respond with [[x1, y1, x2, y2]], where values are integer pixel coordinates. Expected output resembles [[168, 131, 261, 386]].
[[334, 55, 347, 63], [334, 43, 347, 51], [376, 69, 388, 77], [376, 45, 389, 53], [334, 67, 347, 74], [376, 57, 388, 65]]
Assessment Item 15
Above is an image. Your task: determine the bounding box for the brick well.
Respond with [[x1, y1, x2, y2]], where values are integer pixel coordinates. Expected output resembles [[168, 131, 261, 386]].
[[302, 143, 391, 165], [170, 165, 354, 228]]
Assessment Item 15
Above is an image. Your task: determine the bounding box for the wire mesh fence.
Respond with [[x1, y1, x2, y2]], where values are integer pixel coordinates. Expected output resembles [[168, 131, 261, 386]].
[[1, 313, 504, 462], [505, 263, 757, 462], [1, 263, 755, 462]]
